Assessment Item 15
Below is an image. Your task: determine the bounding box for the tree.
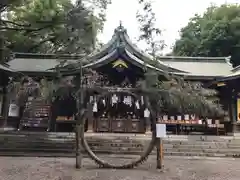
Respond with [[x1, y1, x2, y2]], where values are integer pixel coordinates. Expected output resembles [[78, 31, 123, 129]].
[[136, 0, 223, 118], [0, 0, 110, 58], [173, 4, 240, 67]]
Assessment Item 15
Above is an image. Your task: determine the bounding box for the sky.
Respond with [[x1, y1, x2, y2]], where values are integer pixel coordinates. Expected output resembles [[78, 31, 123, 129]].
[[98, 0, 240, 54]]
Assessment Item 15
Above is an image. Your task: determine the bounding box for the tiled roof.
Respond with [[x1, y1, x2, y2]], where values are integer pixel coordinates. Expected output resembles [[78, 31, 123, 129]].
[[7, 57, 76, 72], [6, 26, 234, 79], [0, 64, 15, 72], [159, 57, 232, 77]]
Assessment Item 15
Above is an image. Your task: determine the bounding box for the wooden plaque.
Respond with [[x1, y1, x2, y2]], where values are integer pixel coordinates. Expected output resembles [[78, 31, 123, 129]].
[[95, 118, 110, 132], [111, 118, 126, 132]]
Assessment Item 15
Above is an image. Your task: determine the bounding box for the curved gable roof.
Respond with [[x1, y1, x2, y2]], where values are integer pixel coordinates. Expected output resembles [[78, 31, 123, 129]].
[[6, 25, 233, 79], [78, 25, 232, 78]]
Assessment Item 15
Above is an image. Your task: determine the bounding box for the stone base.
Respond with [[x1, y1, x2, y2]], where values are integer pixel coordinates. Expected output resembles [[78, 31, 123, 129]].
[[232, 122, 240, 135], [0, 131, 240, 157], [0, 127, 16, 132], [233, 133, 240, 137]]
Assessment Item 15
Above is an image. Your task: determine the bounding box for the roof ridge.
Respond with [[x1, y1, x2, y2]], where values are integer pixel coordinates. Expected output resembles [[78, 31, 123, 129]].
[[159, 56, 227, 60], [14, 52, 84, 59], [231, 64, 240, 72], [159, 56, 233, 66]]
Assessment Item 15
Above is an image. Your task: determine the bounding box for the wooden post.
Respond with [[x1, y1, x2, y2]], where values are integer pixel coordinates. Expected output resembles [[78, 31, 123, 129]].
[[76, 64, 83, 169], [156, 137, 163, 169], [75, 124, 81, 169], [3, 91, 9, 128], [76, 122, 83, 169]]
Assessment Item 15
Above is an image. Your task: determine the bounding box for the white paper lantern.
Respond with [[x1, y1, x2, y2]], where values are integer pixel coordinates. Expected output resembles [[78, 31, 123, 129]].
[[190, 114, 195, 120], [89, 96, 94, 103], [102, 99, 106, 106], [163, 115, 168, 121], [93, 102, 98, 112], [8, 103, 19, 117], [184, 114, 189, 120], [144, 108, 150, 118], [111, 94, 118, 106], [141, 96, 144, 105], [135, 100, 140, 109], [177, 115, 182, 121]]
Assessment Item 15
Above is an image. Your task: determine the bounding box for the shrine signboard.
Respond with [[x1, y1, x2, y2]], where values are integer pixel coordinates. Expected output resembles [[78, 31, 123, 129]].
[[156, 124, 166, 138]]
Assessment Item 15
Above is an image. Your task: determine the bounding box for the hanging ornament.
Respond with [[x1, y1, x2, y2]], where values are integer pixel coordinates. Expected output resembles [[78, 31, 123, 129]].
[[135, 100, 140, 109], [123, 96, 132, 106], [102, 99, 106, 106], [8, 103, 19, 117], [190, 114, 195, 120], [111, 94, 118, 106], [141, 96, 144, 105], [144, 108, 150, 118], [89, 96, 94, 103], [93, 101, 98, 112], [184, 114, 189, 120], [128, 96, 133, 106]]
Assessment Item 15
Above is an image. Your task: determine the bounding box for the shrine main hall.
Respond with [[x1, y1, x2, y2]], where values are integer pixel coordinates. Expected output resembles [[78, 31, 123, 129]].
[[0, 25, 240, 135]]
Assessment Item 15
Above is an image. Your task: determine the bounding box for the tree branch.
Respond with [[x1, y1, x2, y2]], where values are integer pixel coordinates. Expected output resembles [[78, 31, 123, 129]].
[[1, 20, 31, 27], [0, 23, 54, 33], [27, 36, 57, 52]]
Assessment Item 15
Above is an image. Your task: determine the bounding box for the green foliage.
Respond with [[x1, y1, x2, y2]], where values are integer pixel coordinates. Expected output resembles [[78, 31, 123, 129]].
[[1, 0, 110, 56], [136, 0, 224, 117], [0, 0, 22, 12], [136, 0, 165, 57], [173, 4, 240, 67], [140, 77, 223, 117]]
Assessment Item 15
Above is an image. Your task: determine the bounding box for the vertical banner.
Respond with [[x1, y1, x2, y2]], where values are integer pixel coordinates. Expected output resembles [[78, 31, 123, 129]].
[[237, 98, 240, 121]]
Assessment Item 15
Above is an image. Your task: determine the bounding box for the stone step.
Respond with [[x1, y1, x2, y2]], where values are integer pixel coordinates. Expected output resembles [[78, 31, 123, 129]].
[[164, 147, 240, 154], [0, 150, 236, 158], [3, 141, 233, 151], [3, 141, 240, 154], [1, 132, 240, 158], [227, 144, 240, 148], [2, 132, 240, 141], [1, 136, 233, 145], [1, 138, 234, 148]]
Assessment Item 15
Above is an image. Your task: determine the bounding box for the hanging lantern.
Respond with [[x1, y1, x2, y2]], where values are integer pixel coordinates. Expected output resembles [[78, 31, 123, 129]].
[[8, 103, 19, 117], [184, 114, 189, 120], [141, 96, 144, 105], [144, 108, 150, 118], [111, 94, 118, 106], [177, 115, 182, 121], [89, 96, 94, 103], [135, 100, 140, 109], [102, 99, 106, 106], [123, 96, 132, 106], [190, 114, 195, 120], [93, 101, 98, 112], [163, 115, 167, 120]]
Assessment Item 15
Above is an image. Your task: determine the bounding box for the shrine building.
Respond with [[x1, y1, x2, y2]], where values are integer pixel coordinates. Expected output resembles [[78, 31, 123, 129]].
[[0, 25, 239, 135]]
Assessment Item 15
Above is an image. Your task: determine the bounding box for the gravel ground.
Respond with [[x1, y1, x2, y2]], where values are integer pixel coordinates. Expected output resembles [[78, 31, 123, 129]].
[[0, 155, 239, 180]]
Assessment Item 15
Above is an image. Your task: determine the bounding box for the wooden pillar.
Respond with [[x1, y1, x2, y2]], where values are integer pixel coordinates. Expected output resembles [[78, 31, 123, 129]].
[[86, 103, 93, 132], [145, 117, 151, 134], [2, 85, 10, 128], [231, 92, 240, 135], [86, 118, 94, 132]]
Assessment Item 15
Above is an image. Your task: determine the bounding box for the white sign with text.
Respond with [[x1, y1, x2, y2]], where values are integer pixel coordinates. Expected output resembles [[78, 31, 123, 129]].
[[156, 124, 166, 138]]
